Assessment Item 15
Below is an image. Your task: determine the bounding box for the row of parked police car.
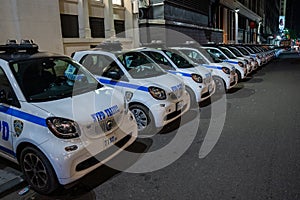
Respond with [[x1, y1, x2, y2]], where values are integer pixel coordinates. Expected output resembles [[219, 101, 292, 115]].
[[0, 39, 277, 194]]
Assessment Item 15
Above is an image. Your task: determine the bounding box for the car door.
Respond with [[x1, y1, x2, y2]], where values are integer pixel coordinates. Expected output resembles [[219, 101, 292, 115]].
[[0, 66, 16, 157]]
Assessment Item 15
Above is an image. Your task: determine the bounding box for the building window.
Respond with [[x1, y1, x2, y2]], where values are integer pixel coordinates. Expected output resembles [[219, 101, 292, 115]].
[[112, 0, 123, 6], [114, 20, 125, 37], [89, 17, 105, 38], [60, 14, 79, 38]]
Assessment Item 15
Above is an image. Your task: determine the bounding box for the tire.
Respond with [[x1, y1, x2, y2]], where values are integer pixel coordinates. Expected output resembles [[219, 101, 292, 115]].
[[236, 70, 242, 82], [186, 87, 198, 108], [213, 76, 226, 94], [129, 104, 156, 136], [20, 146, 59, 195]]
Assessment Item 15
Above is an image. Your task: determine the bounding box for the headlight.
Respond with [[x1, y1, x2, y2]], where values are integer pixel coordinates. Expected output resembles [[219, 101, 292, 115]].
[[46, 117, 81, 139], [238, 61, 244, 67], [191, 74, 203, 83], [222, 67, 230, 74], [148, 86, 166, 100]]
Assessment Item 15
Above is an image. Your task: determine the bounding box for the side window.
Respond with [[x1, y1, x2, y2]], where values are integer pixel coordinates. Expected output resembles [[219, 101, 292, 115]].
[[102, 61, 124, 80], [0, 67, 19, 108], [143, 51, 174, 70], [81, 54, 124, 79], [186, 50, 206, 64]]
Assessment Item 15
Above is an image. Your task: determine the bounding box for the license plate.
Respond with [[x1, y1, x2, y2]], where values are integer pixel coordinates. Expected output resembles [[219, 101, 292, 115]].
[[104, 135, 117, 147], [176, 101, 184, 111]]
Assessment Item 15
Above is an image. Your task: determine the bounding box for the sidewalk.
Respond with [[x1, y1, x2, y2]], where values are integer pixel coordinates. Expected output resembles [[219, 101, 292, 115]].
[[0, 161, 25, 198]]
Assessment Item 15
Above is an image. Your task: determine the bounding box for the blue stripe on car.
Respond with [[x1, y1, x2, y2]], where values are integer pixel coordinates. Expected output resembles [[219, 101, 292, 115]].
[[0, 105, 47, 127], [224, 60, 238, 64], [167, 70, 191, 77], [202, 65, 222, 70], [98, 78, 149, 92], [0, 145, 16, 157]]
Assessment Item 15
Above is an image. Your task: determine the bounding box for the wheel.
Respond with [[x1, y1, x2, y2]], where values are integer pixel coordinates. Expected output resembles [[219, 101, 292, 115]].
[[236, 70, 242, 82], [20, 146, 59, 195], [129, 104, 156, 136], [186, 87, 198, 108], [213, 76, 225, 94]]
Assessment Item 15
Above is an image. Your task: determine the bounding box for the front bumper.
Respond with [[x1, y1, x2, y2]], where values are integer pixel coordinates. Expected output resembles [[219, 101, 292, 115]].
[[39, 111, 138, 185]]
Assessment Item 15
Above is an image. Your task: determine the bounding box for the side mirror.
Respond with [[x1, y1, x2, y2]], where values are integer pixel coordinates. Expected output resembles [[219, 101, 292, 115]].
[[0, 89, 13, 104], [0, 90, 10, 104], [106, 71, 121, 80]]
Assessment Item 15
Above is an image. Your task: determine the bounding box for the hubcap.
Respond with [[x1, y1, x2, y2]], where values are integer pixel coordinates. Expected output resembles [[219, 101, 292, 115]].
[[23, 153, 48, 189], [131, 108, 148, 131]]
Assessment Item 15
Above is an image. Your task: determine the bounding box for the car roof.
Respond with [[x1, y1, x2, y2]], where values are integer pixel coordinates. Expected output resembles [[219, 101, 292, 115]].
[[0, 43, 68, 62]]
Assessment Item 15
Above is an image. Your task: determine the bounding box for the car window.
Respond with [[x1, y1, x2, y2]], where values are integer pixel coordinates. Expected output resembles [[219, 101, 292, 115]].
[[10, 57, 101, 102], [180, 49, 207, 64], [228, 47, 243, 57], [117, 52, 166, 79], [206, 49, 227, 60], [0, 67, 19, 107], [143, 51, 174, 70], [219, 48, 236, 59], [81, 54, 124, 79], [163, 50, 194, 69]]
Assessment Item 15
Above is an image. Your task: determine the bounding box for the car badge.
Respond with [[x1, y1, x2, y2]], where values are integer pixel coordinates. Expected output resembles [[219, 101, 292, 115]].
[[14, 120, 24, 137]]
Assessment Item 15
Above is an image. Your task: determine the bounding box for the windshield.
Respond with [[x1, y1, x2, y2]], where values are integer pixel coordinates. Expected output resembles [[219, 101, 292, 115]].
[[142, 51, 174, 70], [219, 47, 236, 59], [117, 51, 166, 79], [10, 57, 102, 102], [179, 49, 208, 64], [163, 50, 195, 68], [228, 47, 243, 57], [245, 46, 255, 54], [236, 47, 250, 55]]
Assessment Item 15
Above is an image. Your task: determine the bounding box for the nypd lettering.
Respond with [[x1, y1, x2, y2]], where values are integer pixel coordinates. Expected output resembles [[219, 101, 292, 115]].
[[171, 83, 183, 92], [0, 121, 9, 141], [91, 105, 120, 122]]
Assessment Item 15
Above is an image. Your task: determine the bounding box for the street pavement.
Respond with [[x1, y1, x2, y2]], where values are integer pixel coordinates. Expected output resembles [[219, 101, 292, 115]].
[[1, 50, 300, 200]]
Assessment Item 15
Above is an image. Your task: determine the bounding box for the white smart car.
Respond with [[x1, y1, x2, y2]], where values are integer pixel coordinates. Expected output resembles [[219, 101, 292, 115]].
[[72, 48, 190, 135], [135, 47, 215, 107], [202, 46, 248, 82], [0, 41, 137, 194], [173, 46, 237, 93]]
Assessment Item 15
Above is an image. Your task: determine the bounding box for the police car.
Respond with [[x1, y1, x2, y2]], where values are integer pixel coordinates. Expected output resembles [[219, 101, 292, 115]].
[[0, 41, 137, 194], [134, 47, 215, 107], [72, 44, 190, 135], [173, 46, 237, 93], [202, 46, 248, 82]]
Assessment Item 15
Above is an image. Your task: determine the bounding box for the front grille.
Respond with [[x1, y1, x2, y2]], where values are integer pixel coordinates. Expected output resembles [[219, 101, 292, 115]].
[[165, 104, 187, 121], [76, 133, 132, 172], [201, 91, 210, 99]]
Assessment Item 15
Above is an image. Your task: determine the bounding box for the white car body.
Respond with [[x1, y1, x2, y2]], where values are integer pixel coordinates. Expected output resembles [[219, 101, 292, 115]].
[[135, 47, 215, 104], [174, 47, 238, 90], [226, 46, 258, 72], [0, 44, 137, 194], [202, 46, 247, 81], [236, 46, 262, 67], [72, 49, 190, 132]]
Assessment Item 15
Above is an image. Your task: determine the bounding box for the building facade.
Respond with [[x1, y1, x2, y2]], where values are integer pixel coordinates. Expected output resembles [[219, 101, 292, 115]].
[[0, 0, 139, 55], [139, 0, 281, 45], [138, 0, 224, 45]]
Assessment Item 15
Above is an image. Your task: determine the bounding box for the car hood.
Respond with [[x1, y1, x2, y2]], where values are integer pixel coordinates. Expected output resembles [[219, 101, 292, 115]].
[[129, 73, 184, 93], [31, 87, 124, 127]]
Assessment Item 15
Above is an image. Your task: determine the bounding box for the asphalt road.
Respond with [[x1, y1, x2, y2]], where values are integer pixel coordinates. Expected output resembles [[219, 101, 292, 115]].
[[3, 51, 300, 200]]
